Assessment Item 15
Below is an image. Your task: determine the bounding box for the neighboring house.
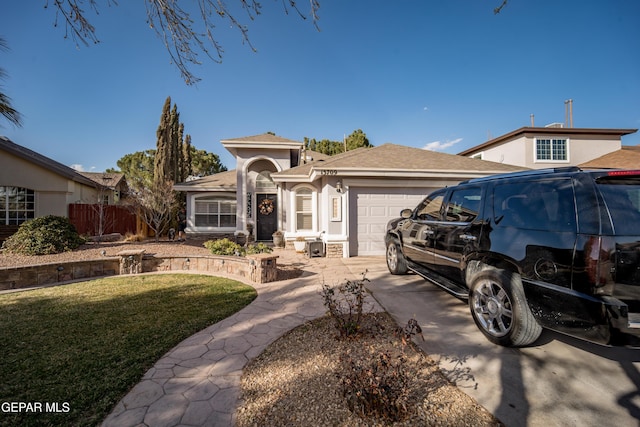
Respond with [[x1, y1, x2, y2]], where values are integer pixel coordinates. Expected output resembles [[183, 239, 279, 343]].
[[175, 133, 525, 257], [458, 126, 637, 169], [78, 172, 129, 205], [0, 136, 102, 240], [579, 144, 640, 169]]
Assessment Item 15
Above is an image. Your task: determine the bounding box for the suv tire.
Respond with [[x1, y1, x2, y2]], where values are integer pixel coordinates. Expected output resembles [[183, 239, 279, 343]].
[[469, 266, 542, 347], [386, 240, 408, 274]]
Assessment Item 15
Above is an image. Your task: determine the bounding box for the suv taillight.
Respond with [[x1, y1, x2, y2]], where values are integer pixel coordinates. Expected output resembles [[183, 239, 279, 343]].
[[606, 170, 640, 177], [585, 235, 616, 295]]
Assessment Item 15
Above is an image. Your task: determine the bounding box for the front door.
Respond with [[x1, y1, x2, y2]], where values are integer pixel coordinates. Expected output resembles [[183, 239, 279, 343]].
[[256, 193, 277, 241]]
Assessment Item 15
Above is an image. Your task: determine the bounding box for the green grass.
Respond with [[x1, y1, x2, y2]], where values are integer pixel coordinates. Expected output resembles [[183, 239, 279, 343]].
[[0, 274, 257, 427]]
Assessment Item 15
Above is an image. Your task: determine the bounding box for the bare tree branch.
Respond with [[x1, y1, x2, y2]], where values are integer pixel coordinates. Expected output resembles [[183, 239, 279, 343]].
[[47, 0, 321, 85], [128, 179, 177, 242], [494, 0, 508, 14]]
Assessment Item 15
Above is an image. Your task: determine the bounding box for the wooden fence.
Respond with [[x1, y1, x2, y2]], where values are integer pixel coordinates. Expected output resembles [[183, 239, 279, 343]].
[[68, 204, 138, 237]]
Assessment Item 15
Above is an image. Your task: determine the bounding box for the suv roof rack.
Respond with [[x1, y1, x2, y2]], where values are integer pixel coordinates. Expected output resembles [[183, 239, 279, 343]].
[[461, 166, 582, 184]]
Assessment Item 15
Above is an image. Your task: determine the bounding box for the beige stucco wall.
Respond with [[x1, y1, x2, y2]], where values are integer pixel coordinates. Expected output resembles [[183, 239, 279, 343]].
[[476, 133, 622, 169], [0, 151, 99, 217]]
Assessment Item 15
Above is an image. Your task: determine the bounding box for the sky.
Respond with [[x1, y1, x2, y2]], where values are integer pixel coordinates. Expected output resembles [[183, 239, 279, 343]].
[[1, 0, 639, 173]]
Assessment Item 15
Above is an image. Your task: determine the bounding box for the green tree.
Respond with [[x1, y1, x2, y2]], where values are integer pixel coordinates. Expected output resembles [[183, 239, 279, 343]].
[[154, 96, 173, 185], [110, 146, 226, 183], [304, 129, 372, 156], [0, 38, 22, 128], [345, 129, 371, 151], [46, 0, 321, 85], [107, 150, 155, 187], [189, 146, 227, 177], [181, 134, 193, 181]]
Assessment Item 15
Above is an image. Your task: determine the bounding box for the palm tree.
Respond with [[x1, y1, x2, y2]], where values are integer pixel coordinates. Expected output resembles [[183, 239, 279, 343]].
[[0, 37, 22, 128]]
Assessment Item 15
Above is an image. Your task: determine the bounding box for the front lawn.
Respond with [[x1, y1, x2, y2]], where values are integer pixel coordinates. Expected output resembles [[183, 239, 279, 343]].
[[0, 274, 257, 427]]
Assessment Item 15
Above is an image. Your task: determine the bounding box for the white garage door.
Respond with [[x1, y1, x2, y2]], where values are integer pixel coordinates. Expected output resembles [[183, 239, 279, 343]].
[[350, 188, 432, 256]]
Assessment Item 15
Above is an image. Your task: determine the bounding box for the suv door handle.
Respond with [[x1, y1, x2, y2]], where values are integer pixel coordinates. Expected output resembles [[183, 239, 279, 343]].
[[423, 229, 435, 236], [459, 234, 477, 241]]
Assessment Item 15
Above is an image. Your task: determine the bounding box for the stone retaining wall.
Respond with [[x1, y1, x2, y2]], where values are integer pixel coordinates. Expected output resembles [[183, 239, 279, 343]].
[[0, 253, 279, 292]]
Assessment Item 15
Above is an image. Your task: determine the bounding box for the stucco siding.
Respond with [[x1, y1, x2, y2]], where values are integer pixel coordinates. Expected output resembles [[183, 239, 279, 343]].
[[0, 150, 98, 218], [465, 131, 625, 169], [0, 151, 71, 191]]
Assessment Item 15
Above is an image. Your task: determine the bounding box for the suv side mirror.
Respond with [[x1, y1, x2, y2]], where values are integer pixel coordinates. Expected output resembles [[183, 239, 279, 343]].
[[400, 208, 412, 218]]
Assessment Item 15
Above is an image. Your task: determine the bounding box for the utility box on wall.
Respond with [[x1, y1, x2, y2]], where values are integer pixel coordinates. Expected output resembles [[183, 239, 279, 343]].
[[306, 241, 325, 258]]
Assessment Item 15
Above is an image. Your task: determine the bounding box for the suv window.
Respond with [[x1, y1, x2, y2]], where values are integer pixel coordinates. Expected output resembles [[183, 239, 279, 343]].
[[415, 191, 444, 220], [493, 179, 575, 232], [597, 177, 640, 235], [445, 187, 482, 222]]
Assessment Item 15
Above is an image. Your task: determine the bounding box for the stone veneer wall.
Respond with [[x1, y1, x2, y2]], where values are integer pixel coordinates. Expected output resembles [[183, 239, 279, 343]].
[[0, 259, 120, 291], [0, 253, 278, 292], [325, 243, 343, 258], [284, 240, 343, 258]]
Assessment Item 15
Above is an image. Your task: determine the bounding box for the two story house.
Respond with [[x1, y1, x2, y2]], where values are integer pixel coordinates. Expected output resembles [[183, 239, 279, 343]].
[[457, 125, 637, 168]]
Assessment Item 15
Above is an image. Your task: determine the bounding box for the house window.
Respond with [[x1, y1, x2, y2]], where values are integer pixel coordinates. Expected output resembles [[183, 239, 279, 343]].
[[295, 187, 314, 231], [194, 196, 236, 228], [536, 138, 567, 161], [0, 186, 35, 225], [256, 171, 276, 191]]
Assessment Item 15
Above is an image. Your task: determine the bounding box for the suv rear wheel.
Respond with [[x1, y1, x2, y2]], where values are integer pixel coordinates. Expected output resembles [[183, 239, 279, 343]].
[[469, 266, 542, 347], [386, 240, 408, 274]]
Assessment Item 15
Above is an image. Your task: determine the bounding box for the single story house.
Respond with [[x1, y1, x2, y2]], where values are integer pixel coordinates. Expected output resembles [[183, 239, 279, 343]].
[[457, 126, 637, 169], [0, 136, 104, 240], [78, 172, 129, 205], [174, 133, 525, 257]]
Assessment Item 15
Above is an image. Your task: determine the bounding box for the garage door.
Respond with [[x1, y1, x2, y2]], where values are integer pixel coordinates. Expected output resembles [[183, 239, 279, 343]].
[[350, 188, 432, 256]]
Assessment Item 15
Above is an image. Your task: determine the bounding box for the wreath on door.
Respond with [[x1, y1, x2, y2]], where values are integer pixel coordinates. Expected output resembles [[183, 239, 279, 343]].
[[259, 199, 274, 215]]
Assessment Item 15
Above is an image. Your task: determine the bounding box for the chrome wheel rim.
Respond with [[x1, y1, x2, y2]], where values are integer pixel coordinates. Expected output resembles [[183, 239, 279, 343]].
[[387, 244, 398, 271], [471, 279, 513, 337]]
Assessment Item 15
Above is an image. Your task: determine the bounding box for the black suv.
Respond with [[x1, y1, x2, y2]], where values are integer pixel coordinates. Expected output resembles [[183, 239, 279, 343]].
[[385, 167, 640, 347]]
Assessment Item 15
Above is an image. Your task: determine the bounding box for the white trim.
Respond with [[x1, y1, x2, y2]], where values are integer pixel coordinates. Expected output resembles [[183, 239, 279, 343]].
[[290, 184, 318, 234]]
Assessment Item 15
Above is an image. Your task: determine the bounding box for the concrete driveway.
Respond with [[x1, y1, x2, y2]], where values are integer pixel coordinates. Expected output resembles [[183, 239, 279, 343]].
[[342, 256, 640, 427]]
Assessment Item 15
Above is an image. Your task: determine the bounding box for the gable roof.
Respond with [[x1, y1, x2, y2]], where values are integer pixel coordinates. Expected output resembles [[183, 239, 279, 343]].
[[221, 133, 303, 157], [579, 145, 640, 169], [221, 133, 301, 144], [457, 127, 638, 156], [272, 143, 525, 182], [0, 136, 98, 187], [173, 169, 237, 192], [78, 172, 126, 189]]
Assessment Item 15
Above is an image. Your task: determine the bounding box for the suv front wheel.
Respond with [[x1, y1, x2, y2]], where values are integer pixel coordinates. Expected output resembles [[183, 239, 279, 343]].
[[386, 240, 408, 274], [469, 267, 542, 347]]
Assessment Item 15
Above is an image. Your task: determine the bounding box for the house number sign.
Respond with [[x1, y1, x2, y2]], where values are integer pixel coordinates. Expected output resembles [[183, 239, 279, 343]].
[[320, 169, 338, 175]]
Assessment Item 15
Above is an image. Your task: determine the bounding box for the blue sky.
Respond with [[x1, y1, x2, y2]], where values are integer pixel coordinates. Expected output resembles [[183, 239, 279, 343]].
[[1, 0, 639, 172]]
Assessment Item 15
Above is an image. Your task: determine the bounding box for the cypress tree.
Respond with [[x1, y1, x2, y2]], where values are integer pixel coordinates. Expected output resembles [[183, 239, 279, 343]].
[[181, 134, 193, 182], [154, 96, 172, 185], [167, 103, 180, 182]]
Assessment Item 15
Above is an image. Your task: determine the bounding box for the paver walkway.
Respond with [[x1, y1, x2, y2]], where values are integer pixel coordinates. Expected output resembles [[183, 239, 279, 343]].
[[102, 249, 379, 427]]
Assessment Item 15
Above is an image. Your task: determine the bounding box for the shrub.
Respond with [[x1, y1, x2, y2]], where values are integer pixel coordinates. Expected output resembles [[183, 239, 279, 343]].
[[320, 272, 369, 338], [204, 238, 245, 256], [394, 318, 425, 350], [340, 349, 410, 422], [245, 242, 273, 255], [1, 216, 85, 255]]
